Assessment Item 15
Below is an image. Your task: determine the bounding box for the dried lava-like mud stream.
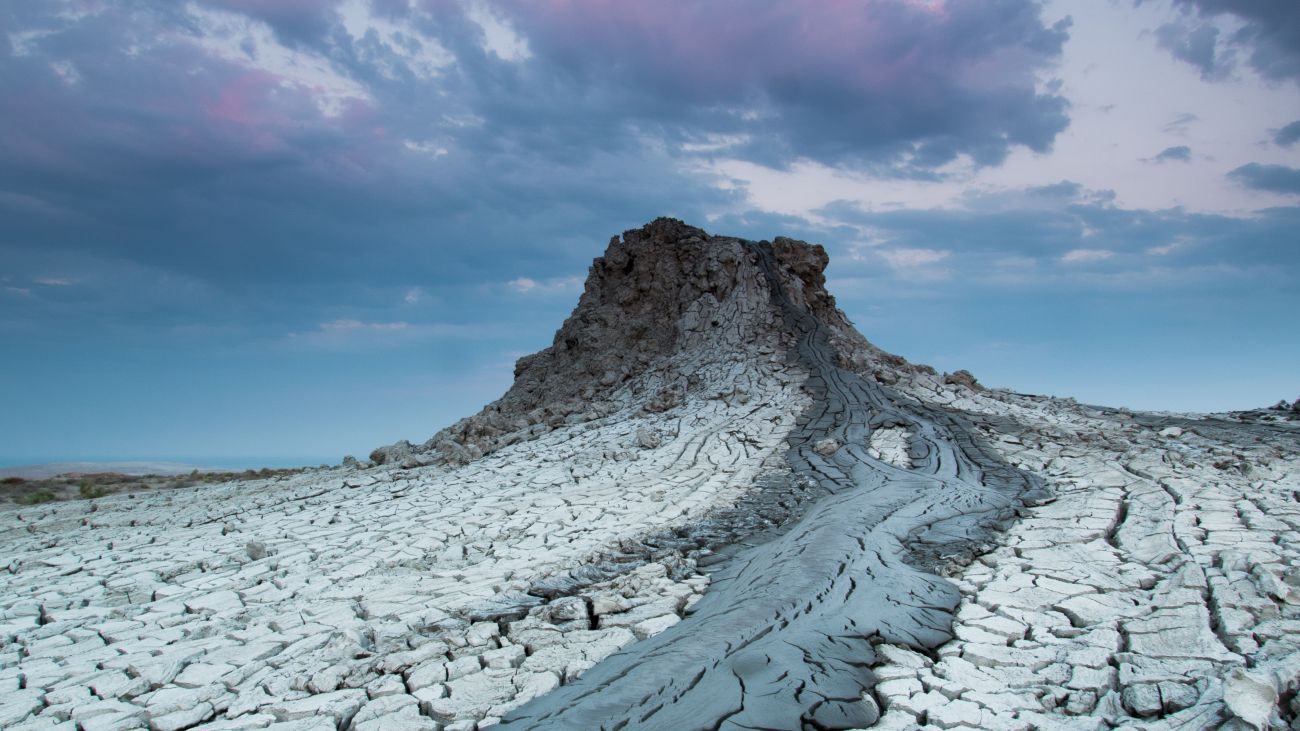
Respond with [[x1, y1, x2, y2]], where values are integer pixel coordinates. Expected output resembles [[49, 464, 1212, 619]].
[[500, 242, 1049, 730]]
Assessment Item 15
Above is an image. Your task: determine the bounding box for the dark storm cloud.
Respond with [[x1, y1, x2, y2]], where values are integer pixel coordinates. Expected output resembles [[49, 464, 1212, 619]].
[[1228, 163, 1300, 194], [1157, 0, 1300, 83], [0, 2, 733, 294], [0, 0, 1075, 342], [492, 0, 1072, 171]]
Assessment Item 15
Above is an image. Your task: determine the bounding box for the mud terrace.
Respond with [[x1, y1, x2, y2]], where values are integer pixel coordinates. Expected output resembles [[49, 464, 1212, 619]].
[[2, 220, 1297, 730]]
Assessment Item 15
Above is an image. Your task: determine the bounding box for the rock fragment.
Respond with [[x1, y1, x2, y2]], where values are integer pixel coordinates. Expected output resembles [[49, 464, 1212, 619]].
[[812, 438, 841, 456], [1224, 668, 1277, 730]]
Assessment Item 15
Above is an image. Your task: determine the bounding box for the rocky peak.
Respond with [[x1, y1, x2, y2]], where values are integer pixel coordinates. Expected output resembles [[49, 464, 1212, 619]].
[[369, 218, 907, 467]]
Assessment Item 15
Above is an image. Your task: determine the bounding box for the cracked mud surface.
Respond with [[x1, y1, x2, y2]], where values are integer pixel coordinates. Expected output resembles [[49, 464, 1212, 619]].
[[0, 355, 809, 730], [865, 381, 1300, 730]]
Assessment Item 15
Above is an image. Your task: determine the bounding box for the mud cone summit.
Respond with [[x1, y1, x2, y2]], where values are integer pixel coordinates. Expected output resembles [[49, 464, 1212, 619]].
[[2, 220, 1298, 730]]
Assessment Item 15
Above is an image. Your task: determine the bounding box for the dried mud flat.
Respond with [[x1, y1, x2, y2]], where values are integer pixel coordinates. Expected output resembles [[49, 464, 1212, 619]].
[[2, 220, 1297, 731]]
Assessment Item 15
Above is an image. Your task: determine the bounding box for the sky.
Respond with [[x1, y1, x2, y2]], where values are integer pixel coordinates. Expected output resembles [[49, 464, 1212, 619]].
[[2, 0, 1298, 466]]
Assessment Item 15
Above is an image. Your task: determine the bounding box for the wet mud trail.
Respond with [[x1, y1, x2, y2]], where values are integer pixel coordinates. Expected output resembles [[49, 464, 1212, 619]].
[[499, 242, 1047, 730]]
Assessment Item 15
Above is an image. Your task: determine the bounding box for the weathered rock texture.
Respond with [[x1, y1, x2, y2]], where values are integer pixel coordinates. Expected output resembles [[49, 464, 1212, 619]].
[[1, 219, 1297, 731]]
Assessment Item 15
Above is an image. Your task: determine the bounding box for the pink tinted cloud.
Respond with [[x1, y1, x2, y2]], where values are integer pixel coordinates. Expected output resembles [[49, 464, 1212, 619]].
[[1, 23, 369, 186], [206, 71, 280, 127], [188, 66, 375, 168]]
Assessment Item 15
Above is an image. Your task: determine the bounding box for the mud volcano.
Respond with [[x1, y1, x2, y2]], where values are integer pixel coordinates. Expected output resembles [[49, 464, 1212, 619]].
[[2, 219, 1297, 731]]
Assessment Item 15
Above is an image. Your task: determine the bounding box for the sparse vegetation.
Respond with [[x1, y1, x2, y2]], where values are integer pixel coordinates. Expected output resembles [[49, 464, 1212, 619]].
[[15, 489, 57, 505], [1, 467, 309, 505], [78, 480, 113, 499]]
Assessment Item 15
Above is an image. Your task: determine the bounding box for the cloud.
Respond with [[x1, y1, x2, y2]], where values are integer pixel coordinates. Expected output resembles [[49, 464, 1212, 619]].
[[201, 0, 343, 44], [49, 60, 80, 85], [0, 1, 747, 320], [318, 318, 408, 331], [490, 0, 1073, 170], [402, 140, 449, 157], [507, 275, 583, 296], [1228, 163, 1300, 194], [403, 288, 422, 304], [185, 2, 372, 116], [285, 318, 499, 350], [817, 185, 1300, 293], [1061, 248, 1116, 263], [463, 1, 531, 62], [877, 248, 951, 267], [1147, 239, 1183, 256], [0, 0, 1079, 335], [961, 181, 1116, 211], [508, 277, 539, 294], [335, 0, 455, 81], [1162, 113, 1199, 135], [1155, 21, 1231, 80], [1151, 145, 1192, 162], [1159, 1, 1300, 83], [1275, 120, 1300, 147], [34, 277, 73, 286]]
